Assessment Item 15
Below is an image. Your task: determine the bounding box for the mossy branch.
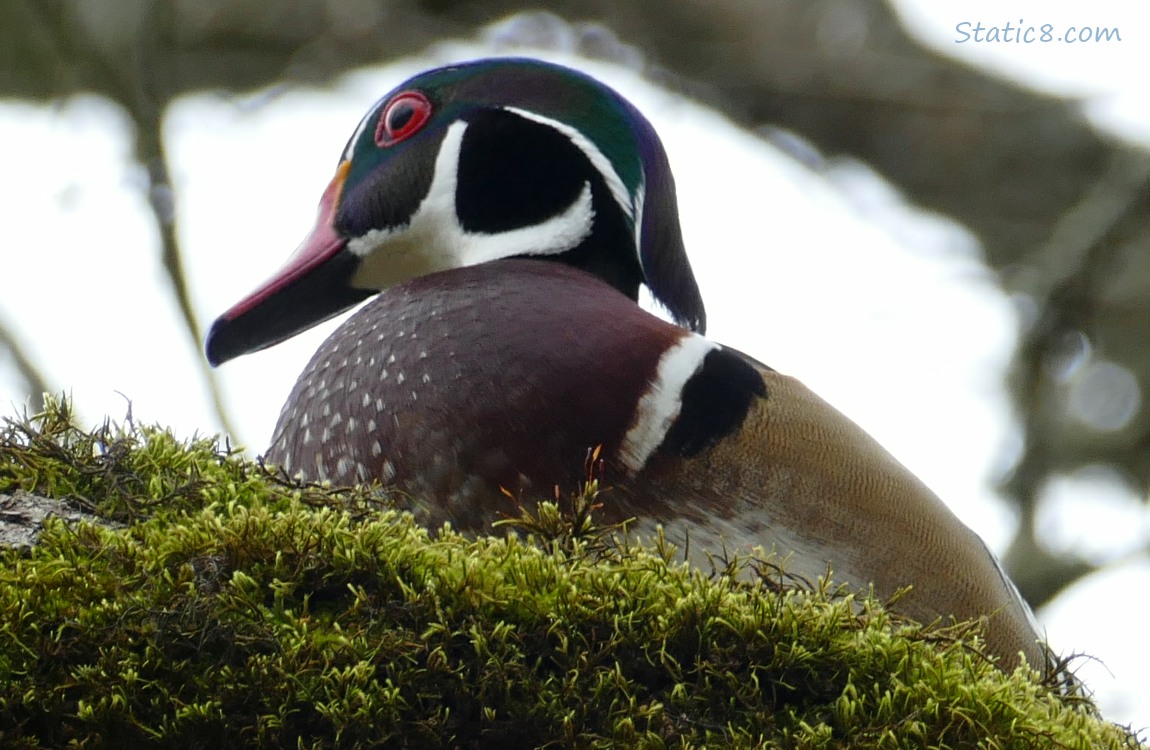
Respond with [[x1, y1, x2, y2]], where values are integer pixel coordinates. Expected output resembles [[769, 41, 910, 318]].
[[0, 398, 1143, 748]]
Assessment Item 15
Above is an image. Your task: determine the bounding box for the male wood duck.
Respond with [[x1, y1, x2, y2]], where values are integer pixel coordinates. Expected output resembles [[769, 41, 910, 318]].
[[206, 58, 1056, 677]]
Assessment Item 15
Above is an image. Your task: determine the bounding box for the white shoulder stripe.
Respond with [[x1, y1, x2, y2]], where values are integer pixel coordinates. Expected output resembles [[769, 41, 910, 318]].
[[620, 334, 718, 474]]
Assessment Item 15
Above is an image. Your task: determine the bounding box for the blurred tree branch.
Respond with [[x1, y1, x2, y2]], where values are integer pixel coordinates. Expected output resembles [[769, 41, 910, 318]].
[[2, 0, 1147, 608], [0, 319, 49, 412], [7, 0, 239, 438], [1003, 153, 1150, 605]]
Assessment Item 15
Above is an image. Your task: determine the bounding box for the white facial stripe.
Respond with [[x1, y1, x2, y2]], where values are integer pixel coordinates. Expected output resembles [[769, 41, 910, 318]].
[[344, 102, 380, 162], [620, 334, 718, 474], [348, 120, 596, 289], [461, 183, 594, 262], [503, 106, 636, 226], [632, 182, 646, 261]]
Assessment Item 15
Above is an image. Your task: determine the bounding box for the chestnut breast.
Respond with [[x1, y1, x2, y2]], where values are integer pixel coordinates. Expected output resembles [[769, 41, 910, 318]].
[[267, 259, 695, 526]]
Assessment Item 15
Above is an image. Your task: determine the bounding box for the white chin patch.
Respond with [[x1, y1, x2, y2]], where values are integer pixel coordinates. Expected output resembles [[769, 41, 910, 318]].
[[348, 119, 596, 290]]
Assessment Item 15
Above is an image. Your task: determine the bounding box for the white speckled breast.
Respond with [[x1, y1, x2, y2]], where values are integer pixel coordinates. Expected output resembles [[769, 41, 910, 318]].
[[267, 259, 685, 528]]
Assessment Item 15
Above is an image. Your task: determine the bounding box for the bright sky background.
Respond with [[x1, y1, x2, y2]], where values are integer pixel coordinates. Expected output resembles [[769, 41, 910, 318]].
[[1, 0, 1148, 731]]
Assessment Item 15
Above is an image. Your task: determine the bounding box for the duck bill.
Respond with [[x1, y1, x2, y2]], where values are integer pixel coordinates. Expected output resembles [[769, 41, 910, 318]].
[[205, 161, 372, 366]]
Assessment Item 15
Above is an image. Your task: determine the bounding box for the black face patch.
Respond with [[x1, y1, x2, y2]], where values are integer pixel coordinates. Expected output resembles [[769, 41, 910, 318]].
[[659, 348, 767, 457], [455, 109, 591, 233], [455, 109, 644, 303]]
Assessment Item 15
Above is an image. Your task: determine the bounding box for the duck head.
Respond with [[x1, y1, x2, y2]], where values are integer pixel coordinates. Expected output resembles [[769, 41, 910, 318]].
[[206, 57, 705, 366]]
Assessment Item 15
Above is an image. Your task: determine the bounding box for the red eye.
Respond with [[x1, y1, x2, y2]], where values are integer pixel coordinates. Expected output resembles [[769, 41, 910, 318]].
[[375, 91, 432, 147]]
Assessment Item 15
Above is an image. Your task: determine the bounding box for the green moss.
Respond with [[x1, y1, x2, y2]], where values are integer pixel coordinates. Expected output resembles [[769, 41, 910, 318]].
[[0, 398, 1144, 748]]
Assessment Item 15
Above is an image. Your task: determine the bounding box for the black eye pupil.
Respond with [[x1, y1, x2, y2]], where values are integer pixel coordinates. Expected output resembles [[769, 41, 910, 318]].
[[388, 104, 414, 133]]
